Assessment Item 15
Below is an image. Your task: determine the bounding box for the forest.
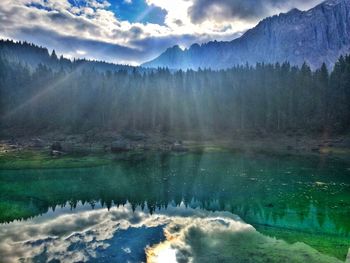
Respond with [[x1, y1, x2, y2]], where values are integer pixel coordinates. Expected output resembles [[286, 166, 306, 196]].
[[0, 41, 350, 136]]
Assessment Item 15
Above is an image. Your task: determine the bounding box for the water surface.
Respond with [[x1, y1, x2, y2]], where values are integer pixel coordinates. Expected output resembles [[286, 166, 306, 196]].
[[0, 152, 349, 262]]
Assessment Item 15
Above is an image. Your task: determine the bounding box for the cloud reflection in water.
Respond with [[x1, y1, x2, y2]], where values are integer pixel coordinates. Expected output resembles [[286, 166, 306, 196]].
[[0, 202, 346, 263]]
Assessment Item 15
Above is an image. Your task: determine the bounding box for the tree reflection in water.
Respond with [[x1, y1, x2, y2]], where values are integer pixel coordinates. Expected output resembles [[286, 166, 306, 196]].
[[0, 152, 349, 261]]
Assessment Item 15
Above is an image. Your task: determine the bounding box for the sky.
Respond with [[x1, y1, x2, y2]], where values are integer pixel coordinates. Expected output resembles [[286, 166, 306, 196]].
[[0, 0, 324, 65]]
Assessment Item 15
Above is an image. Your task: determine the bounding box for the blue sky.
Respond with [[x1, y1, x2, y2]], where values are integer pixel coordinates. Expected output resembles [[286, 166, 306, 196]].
[[67, 0, 167, 24], [0, 0, 323, 65], [108, 0, 166, 24]]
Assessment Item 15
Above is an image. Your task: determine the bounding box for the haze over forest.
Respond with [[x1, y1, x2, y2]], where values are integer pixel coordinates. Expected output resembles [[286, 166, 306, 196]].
[[0, 40, 350, 137], [0, 0, 350, 137]]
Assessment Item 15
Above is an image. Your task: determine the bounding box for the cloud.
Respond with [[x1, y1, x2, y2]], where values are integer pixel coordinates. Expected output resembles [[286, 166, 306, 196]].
[[188, 0, 323, 23], [0, 0, 324, 64], [0, 0, 162, 63], [0, 202, 344, 263], [0, 0, 245, 64], [86, 0, 111, 9], [13, 26, 146, 63]]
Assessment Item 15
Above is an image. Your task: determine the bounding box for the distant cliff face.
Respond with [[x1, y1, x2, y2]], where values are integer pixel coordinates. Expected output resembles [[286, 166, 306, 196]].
[[142, 0, 350, 70]]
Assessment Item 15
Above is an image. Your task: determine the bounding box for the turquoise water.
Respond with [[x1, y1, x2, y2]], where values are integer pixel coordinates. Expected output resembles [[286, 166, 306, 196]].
[[0, 152, 349, 262]]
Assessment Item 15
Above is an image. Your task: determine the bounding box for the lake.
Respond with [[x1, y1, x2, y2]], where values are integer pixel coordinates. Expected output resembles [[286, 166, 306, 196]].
[[0, 152, 349, 262]]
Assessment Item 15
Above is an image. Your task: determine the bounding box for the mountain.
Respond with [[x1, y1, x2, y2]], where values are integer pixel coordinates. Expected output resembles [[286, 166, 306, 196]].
[[0, 40, 138, 73], [142, 0, 350, 70]]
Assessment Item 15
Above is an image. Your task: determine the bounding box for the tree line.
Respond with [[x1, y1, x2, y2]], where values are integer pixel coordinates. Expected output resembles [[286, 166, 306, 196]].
[[0, 45, 350, 136]]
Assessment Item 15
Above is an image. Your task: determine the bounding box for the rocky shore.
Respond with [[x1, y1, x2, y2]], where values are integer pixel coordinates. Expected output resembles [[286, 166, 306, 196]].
[[1, 131, 350, 155], [0, 130, 191, 156], [1, 130, 350, 169]]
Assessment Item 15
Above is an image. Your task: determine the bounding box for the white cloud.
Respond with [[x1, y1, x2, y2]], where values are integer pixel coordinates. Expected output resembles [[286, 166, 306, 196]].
[[146, 0, 251, 39], [86, 0, 111, 9], [0, 0, 324, 64], [76, 49, 87, 55], [0, 0, 251, 63]]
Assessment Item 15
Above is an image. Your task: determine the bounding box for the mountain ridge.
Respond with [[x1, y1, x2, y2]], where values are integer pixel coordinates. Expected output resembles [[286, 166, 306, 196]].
[[142, 0, 350, 70], [0, 39, 139, 73]]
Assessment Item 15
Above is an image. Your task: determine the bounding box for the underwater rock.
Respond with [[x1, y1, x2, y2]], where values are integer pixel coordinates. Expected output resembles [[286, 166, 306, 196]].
[[122, 131, 147, 141], [51, 142, 62, 151], [311, 147, 320, 153], [50, 150, 64, 156], [30, 138, 45, 148], [111, 139, 131, 152], [171, 142, 188, 152]]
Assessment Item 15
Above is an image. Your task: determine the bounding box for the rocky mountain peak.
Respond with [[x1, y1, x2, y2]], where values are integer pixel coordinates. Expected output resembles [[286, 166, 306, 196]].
[[142, 0, 350, 70]]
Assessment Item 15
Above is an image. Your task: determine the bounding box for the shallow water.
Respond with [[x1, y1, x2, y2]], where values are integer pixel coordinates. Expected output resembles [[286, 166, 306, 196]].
[[0, 152, 349, 262]]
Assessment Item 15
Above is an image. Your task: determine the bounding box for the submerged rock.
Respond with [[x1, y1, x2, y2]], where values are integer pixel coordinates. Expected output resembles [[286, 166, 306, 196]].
[[111, 140, 131, 152], [30, 138, 45, 148], [122, 131, 147, 141], [171, 142, 188, 152], [50, 150, 64, 157], [51, 142, 62, 151], [311, 147, 320, 153], [286, 145, 294, 151]]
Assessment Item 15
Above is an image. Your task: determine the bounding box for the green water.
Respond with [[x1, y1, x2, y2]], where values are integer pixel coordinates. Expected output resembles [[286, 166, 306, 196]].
[[0, 152, 349, 262]]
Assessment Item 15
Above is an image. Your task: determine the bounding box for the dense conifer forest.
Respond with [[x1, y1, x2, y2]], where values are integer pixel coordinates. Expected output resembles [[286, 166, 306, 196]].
[[1, 41, 350, 136]]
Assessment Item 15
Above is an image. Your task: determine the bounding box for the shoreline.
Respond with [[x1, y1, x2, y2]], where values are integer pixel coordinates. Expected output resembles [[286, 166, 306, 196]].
[[1, 132, 350, 170]]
